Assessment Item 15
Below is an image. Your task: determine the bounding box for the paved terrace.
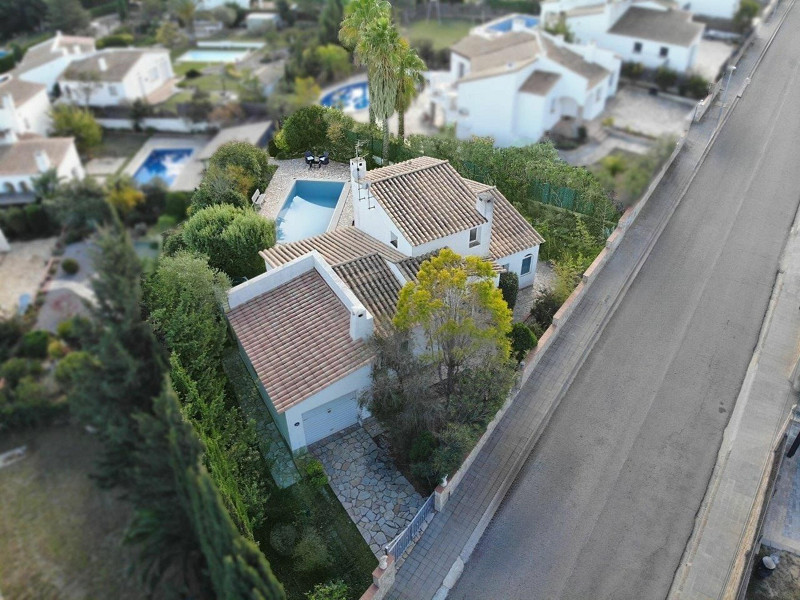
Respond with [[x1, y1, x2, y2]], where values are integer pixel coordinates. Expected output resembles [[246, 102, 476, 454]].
[[387, 2, 791, 596]]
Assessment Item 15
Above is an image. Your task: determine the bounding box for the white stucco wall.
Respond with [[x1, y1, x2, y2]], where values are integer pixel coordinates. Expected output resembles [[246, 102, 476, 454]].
[[598, 32, 698, 72], [16, 90, 52, 137], [0, 140, 83, 194], [685, 0, 739, 18], [283, 364, 373, 451], [496, 244, 540, 288], [56, 143, 85, 180], [456, 69, 521, 146]]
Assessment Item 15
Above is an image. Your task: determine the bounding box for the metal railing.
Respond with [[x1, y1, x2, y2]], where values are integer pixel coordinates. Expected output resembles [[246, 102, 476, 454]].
[[386, 494, 435, 560]]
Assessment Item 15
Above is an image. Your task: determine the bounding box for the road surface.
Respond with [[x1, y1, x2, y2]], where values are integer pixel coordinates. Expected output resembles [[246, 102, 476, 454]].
[[450, 4, 800, 599]]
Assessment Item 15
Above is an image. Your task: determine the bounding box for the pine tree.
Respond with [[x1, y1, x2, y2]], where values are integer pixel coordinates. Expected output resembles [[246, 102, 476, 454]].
[[318, 0, 343, 45]]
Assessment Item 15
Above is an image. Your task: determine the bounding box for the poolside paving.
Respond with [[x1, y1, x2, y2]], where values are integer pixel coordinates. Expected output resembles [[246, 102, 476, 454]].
[[310, 426, 424, 557], [258, 158, 353, 230], [123, 135, 210, 192]]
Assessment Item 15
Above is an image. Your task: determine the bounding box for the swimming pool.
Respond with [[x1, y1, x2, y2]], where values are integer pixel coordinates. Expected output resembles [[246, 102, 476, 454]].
[[133, 148, 194, 186], [277, 180, 345, 243], [320, 81, 369, 111], [487, 15, 539, 32], [178, 49, 249, 63]]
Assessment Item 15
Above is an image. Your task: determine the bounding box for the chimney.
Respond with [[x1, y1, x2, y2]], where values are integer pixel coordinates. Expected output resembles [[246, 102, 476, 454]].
[[476, 190, 494, 225], [98, 57, 108, 72], [34, 150, 51, 173], [349, 306, 374, 341]]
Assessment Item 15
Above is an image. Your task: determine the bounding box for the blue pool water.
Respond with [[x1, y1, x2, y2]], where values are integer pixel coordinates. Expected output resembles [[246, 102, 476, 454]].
[[488, 16, 539, 32], [320, 81, 369, 111], [178, 49, 249, 63], [133, 148, 194, 186], [277, 180, 344, 243]]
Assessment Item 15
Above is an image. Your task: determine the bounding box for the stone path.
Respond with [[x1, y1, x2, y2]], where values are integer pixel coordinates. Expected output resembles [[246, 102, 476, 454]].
[[310, 427, 424, 557]]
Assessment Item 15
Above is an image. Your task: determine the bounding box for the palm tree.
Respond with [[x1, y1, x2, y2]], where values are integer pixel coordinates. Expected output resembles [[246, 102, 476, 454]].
[[395, 40, 426, 139], [356, 17, 403, 162], [339, 0, 391, 126]]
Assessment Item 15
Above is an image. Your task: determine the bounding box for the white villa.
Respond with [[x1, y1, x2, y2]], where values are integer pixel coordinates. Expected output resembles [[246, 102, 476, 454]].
[[540, 0, 705, 72], [12, 32, 96, 93], [0, 74, 83, 201], [685, 0, 740, 19], [429, 16, 621, 147], [228, 156, 544, 450], [59, 49, 175, 107]]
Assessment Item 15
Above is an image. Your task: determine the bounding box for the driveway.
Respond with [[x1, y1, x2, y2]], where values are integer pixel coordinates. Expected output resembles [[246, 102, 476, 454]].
[[0, 237, 56, 318], [603, 85, 694, 138], [310, 426, 424, 556]]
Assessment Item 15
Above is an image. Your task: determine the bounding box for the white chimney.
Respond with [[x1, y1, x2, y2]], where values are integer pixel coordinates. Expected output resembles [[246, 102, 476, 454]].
[[98, 57, 108, 72], [476, 190, 494, 225], [349, 307, 373, 341], [34, 150, 51, 173]]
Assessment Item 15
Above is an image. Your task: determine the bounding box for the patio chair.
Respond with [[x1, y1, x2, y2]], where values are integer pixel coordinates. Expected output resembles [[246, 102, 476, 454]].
[[304, 150, 317, 169], [319, 151, 330, 167]]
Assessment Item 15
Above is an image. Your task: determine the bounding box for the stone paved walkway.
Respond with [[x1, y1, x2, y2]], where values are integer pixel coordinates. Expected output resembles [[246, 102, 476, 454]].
[[310, 427, 424, 557]]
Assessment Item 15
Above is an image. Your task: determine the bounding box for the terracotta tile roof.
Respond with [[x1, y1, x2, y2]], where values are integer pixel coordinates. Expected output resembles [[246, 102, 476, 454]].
[[608, 7, 704, 46], [519, 70, 562, 95], [451, 31, 537, 59], [63, 49, 164, 82], [465, 181, 545, 259], [260, 227, 406, 268], [0, 137, 74, 176], [540, 36, 610, 88], [227, 269, 371, 413], [15, 35, 95, 74], [394, 251, 440, 283], [333, 254, 403, 335], [0, 75, 46, 107], [364, 157, 487, 247]]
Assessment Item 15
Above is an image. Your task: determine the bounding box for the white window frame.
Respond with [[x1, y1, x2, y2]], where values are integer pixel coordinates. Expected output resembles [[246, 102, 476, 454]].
[[469, 227, 480, 248], [521, 254, 532, 275]]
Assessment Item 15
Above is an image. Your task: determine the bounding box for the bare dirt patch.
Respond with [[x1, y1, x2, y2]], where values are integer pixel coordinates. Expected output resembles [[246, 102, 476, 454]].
[[0, 237, 56, 318]]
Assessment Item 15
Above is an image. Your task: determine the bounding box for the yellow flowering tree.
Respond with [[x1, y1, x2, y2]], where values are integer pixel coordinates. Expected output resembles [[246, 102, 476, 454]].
[[394, 248, 512, 399]]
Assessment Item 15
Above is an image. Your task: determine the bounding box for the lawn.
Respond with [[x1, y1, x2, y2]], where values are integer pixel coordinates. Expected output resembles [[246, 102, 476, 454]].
[[173, 61, 213, 77], [0, 425, 146, 600], [223, 349, 376, 600], [402, 19, 473, 49]]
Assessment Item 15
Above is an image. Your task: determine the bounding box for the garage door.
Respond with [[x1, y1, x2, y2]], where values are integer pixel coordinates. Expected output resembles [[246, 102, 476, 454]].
[[302, 393, 359, 446]]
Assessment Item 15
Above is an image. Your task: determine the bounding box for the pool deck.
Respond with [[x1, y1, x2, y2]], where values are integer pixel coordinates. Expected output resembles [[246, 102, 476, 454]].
[[123, 135, 210, 192], [259, 158, 353, 231]]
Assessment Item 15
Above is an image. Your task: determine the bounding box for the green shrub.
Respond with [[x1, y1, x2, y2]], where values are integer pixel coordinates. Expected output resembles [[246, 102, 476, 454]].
[[498, 271, 519, 309], [304, 458, 328, 488], [509, 323, 537, 363], [409, 431, 436, 463], [55, 351, 94, 386], [269, 523, 299, 556], [0, 53, 16, 74], [47, 339, 67, 359], [0, 317, 23, 362], [306, 580, 349, 600], [530, 290, 561, 332], [621, 61, 645, 80], [61, 258, 80, 274], [24, 204, 52, 236], [96, 33, 134, 48], [56, 316, 90, 346], [2, 207, 28, 238], [0, 358, 42, 387], [165, 191, 191, 220], [276, 104, 330, 156], [293, 529, 331, 573], [185, 68, 202, 79], [0, 377, 63, 431], [655, 67, 678, 91], [683, 74, 710, 99], [431, 423, 479, 481], [20, 330, 50, 359], [156, 214, 177, 230]]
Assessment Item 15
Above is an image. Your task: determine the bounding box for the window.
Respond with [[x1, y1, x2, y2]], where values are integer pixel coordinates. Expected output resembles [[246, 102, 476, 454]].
[[659, 46, 669, 58], [550, 98, 556, 113], [109, 85, 118, 96], [633, 41, 643, 53], [521, 254, 532, 275], [501, 263, 510, 272], [458, 62, 466, 79], [469, 227, 480, 248], [390, 231, 398, 248]]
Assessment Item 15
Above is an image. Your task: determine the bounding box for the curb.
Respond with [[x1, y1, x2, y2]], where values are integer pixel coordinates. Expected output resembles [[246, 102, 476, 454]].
[[431, 9, 778, 599]]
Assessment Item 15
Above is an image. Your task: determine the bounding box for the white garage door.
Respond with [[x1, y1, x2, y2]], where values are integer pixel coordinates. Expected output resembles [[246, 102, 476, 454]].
[[302, 393, 359, 446]]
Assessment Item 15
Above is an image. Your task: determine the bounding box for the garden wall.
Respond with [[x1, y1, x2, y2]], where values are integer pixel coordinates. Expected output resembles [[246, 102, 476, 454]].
[[96, 117, 211, 133]]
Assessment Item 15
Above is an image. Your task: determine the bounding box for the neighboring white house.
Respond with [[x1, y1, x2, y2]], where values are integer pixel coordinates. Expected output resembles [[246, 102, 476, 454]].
[[540, 0, 705, 72], [683, 0, 739, 18], [430, 16, 621, 146], [229, 157, 544, 451], [245, 12, 281, 32], [199, 0, 249, 8], [0, 73, 83, 201], [12, 32, 96, 93], [59, 49, 175, 107], [0, 74, 52, 138]]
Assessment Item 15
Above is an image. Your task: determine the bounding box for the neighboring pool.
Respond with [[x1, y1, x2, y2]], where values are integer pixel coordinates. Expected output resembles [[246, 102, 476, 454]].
[[488, 16, 539, 32], [133, 148, 194, 186], [320, 81, 369, 111], [277, 180, 345, 243], [178, 49, 249, 63]]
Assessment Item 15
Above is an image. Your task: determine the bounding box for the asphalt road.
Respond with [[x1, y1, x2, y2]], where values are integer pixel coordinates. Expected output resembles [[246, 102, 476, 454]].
[[449, 5, 800, 600]]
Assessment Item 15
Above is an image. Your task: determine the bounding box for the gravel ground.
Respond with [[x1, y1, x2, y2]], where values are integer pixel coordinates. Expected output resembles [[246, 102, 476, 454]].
[[513, 262, 555, 323], [0, 237, 56, 318], [746, 548, 800, 599]]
